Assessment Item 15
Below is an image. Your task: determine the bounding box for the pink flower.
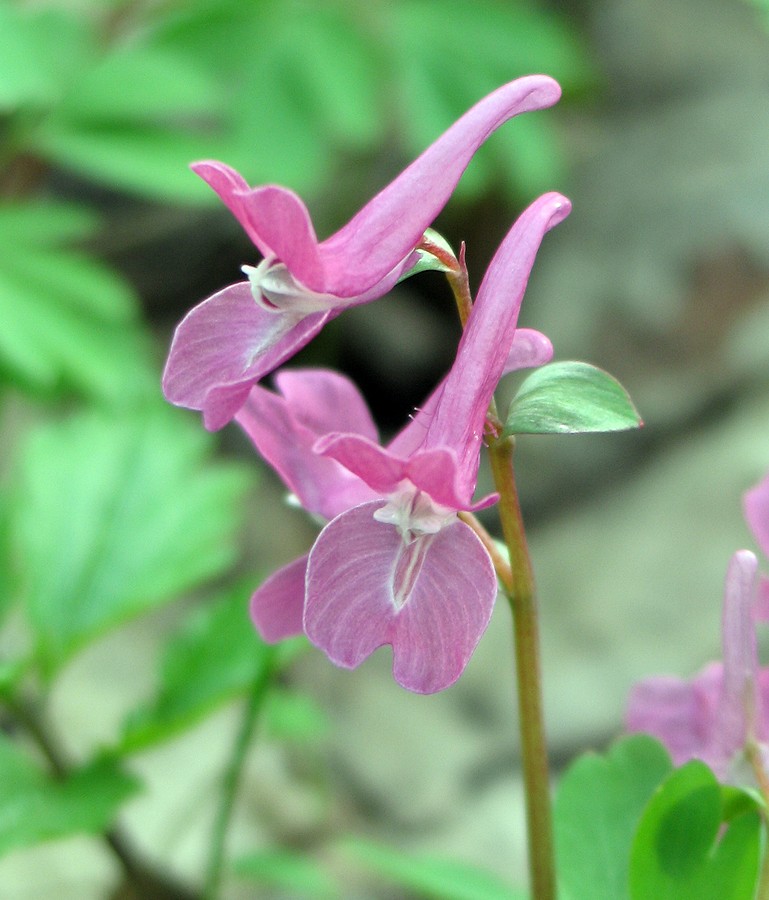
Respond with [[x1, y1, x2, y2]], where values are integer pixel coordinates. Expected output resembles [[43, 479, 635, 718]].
[[744, 473, 769, 616], [162, 76, 562, 430], [238, 193, 570, 692], [626, 550, 765, 779]]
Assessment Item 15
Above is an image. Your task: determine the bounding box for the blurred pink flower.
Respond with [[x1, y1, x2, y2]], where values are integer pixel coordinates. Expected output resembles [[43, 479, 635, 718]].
[[744, 473, 769, 616], [626, 550, 764, 780], [238, 192, 570, 692], [162, 76, 562, 430]]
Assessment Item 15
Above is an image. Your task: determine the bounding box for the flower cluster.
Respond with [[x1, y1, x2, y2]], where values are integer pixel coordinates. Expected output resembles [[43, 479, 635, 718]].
[[626, 473, 769, 780], [163, 76, 570, 692]]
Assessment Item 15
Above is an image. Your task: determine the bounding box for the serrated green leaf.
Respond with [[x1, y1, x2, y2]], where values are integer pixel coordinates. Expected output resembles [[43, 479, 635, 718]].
[[0, 736, 139, 856], [343, 838, 524, 900], [629, 762, 762, 900], [233, 848, 336, 897], [504, 362, 643, 435], [554, 735, 673, 900], [11, 406, 251, 676], [0, 203, 156, 402], [119, 582, 275, 753]]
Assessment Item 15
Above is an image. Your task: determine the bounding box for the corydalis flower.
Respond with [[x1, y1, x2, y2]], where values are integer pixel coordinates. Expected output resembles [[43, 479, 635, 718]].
[[162, 76, 562, 430], [626, 551, 768, 781], [744, 473, 769, 614], [238, 192, 570, 693]]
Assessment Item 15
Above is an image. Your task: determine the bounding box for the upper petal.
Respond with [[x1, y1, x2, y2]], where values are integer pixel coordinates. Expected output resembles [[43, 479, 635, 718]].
[[717, 549, 759, 758], [319, 76, 562, 297], [745, 473, 769, 560], [161, 282, 330, 430], [313, 433, 409, 495], [236, 378, 377, 520], [231, 184, 324, 288], [424, 192, 571, 473], [274, 369, 378, 441], [304, 503, 497, 693], [192, 162, 322, 287]]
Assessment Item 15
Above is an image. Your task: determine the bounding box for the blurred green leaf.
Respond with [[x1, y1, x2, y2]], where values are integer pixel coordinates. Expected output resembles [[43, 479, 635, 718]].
[[233, 848, 337, 898], [343, 838, 524, 900], [119, 582, 275, 753], [33, 121, 222, 203], [629, 761, 762, 900], [0, 735, 139, 856], [265, 688, 329, 744], [57, 44, 222, 122], [389, 0, 595, 198], [503, 362, 643, 436], [0, 202, 156, 403], [10, 406, 251, 676], [554, 735, 673, 900], [0, 4, 92, 110]]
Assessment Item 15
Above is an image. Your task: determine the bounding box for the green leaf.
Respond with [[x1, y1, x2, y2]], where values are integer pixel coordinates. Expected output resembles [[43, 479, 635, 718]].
[[33, 121, 224, 203], [503, 362, 643, 436], [554, 734, 673, 900], [119, 582, 276, 753], [629, 762, 762, 900], [57, 44, 221, 122], [0, 736, 139, 856], [343, 838, 524, 900], [265, 688, 329, 744], [10, 406, 251, 676], [0, 202, 156, 403], [233, 849, 337, 898], [0, 5, 92, 110]]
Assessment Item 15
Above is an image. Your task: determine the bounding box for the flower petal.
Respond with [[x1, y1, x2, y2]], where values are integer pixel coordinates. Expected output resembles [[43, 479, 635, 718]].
[[424, 192, 571, 475], [387, 517, 497, 693], [162, 282, 330, 430], [190, 161, 271, 255], [745, 474, 769, 560], [236, 380, 376, 520], [626, 664, 724, 770], [313, 434, 408, 495], [503, 328, 554, 375], [274, 369, 378, 441], [250, 554, 309, 642], [232, 185, 324, 288], [319, 76, 562, 297], [304, 502, 496, 693], [717, 549, 759, 758]]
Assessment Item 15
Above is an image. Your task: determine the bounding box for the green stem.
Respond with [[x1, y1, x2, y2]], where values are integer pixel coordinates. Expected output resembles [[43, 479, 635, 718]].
[[3, 692, 194, 899], [488, 436, 556, 900], [203, 653, 277, 900]]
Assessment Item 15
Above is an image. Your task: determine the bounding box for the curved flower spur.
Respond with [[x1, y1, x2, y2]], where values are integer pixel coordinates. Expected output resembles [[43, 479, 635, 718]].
[[162, 76, 562, 430], [237, 192, 571, 693], [627, 472, 769, 781]]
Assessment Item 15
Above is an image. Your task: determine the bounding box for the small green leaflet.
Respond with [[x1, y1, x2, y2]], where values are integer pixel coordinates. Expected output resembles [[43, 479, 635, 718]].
[[503, 361, 642, 436], [629, 761, 762, 900], [0, 737, 139, 857]]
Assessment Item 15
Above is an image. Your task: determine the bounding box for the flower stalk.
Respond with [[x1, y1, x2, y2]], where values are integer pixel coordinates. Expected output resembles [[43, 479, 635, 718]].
[[444, 253, 556, 897], [203, 650, 278, 900], [488, 435, 556, 900]]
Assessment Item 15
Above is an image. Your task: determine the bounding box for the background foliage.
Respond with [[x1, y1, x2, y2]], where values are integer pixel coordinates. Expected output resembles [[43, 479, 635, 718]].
[[0, 0, 768, 896]]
